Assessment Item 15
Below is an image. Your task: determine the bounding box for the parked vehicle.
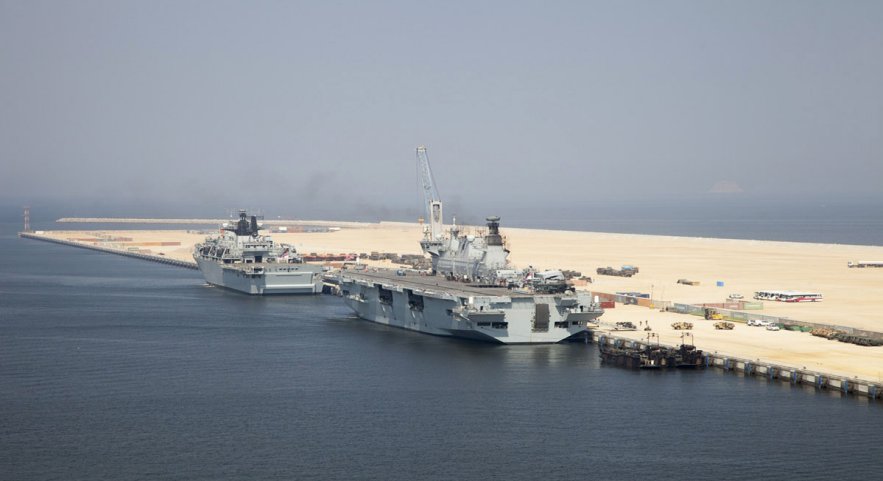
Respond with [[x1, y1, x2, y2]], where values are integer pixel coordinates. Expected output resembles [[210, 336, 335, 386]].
[[766, 324, 781, 331], [597, 265, 639, 277]]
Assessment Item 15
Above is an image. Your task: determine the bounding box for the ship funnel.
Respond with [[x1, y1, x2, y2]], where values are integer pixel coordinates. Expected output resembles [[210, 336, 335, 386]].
[[485, 216, 503, 246]]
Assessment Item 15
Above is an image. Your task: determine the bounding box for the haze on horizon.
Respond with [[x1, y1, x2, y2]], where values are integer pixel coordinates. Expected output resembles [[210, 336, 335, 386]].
[[1, 1, 882, 221]]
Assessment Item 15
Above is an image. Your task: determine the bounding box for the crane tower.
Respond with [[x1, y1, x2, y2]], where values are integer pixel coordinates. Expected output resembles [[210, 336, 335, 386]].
[[416, 146, 444, 243]]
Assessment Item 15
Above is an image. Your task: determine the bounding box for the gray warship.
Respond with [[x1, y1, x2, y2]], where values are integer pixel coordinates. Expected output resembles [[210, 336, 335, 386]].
[[193, 211, 323, 295], [336, 147, 603, 344]]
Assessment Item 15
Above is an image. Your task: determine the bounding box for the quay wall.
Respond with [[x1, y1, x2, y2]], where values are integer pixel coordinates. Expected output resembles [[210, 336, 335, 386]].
[[595, 333, 882, 401]]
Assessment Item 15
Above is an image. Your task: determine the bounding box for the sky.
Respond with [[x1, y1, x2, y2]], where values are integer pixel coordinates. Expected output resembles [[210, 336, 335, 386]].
[[1, 0, 882, 220]]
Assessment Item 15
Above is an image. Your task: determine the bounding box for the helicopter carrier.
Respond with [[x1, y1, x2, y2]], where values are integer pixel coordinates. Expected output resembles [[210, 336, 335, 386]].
[[336, 147, 603, 344], [194, 211, 323, 295]]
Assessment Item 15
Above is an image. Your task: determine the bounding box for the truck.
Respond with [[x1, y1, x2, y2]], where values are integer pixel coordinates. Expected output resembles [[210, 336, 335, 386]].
[[596, 265, 639, 277]]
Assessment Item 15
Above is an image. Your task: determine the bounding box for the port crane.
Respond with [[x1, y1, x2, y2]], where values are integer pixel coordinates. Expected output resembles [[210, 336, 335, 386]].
[[417, 146, 445, 253]]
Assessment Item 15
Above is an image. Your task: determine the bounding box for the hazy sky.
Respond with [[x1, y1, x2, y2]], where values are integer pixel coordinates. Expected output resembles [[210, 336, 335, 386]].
[[1, 1, 882, 218]]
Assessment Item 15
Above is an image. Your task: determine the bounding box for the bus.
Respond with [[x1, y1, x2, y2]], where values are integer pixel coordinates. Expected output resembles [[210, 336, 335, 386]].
[[753, 290, 823, 302]]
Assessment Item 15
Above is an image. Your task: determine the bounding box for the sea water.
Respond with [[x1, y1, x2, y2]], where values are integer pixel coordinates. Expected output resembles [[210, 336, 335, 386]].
[[1, 206, 882, 480]]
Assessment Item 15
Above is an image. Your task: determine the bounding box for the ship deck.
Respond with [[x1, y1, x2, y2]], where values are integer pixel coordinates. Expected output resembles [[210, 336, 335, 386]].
[[335, 269, 536, 298], [212, 260, 321, 272]]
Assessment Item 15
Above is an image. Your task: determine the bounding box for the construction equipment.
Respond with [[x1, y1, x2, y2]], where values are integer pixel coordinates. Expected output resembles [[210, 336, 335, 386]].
[[714, 321, 735, 330], [704, 308, 723, 320], [671, 321, 693, 330]]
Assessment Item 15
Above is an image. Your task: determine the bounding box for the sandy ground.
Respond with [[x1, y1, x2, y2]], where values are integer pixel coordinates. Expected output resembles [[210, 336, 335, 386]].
[[34, 221, 883, 381], [598, 305, 883, 382]]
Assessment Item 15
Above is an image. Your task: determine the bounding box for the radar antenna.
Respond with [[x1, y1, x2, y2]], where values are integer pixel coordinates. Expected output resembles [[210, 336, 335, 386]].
[[416, 146, 443, 241]]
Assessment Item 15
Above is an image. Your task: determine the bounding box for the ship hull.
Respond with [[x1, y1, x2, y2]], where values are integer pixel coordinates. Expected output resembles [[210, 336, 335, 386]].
[[195, 257, 323, 295], [337, 272, 603, 344]]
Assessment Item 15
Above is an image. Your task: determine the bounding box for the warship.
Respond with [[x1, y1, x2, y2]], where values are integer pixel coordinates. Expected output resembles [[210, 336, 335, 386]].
[[335, 147, 603, 344], [193, 211, 323, 295]]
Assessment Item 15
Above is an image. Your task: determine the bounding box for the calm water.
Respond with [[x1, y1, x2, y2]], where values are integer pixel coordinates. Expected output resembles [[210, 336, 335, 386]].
[[1, 216, 882, 480]]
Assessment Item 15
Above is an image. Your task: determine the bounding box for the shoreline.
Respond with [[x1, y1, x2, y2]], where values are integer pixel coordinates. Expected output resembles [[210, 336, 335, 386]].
[[53, 216, 883, 247], [17, 218, 883, 385]]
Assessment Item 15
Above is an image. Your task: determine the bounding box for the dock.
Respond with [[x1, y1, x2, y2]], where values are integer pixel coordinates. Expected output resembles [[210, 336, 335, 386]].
[[18, 232, 198, 270], [595, 332, 882, 401]]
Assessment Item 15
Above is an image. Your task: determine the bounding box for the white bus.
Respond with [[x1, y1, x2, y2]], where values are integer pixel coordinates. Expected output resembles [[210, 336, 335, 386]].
[[848, 261, 883, 268], [753, 290, 823, 302]]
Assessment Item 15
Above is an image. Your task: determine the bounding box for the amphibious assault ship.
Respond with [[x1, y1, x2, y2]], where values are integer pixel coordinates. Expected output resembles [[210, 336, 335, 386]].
[[336, 147, 603, 344], [194, 211, 323, 295]]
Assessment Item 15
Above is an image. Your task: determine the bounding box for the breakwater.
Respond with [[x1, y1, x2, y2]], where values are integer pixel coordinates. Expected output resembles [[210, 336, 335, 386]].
[[595, 332, 882, 401], [18, 232, 197, 269], [55, 217, 372, 228]]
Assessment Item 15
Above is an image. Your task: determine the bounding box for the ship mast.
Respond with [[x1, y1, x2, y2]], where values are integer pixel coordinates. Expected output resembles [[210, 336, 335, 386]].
[[417, 146, 444, 245]]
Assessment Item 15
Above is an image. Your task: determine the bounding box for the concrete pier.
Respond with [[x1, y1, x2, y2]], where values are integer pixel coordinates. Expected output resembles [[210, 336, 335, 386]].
[[595, 332, 882, 401], [18, 232, 198, 270]]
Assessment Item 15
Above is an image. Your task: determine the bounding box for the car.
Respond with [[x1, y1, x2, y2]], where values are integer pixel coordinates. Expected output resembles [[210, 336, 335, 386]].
[[766, 324, 781, 331], [747, 319, 762, 326], [728, 293, 744, 300]]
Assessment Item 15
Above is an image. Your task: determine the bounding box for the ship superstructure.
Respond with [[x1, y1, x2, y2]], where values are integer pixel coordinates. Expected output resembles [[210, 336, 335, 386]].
[[194, 210, 322, 295], [336, 146, 603, 344]]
